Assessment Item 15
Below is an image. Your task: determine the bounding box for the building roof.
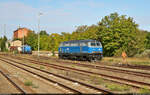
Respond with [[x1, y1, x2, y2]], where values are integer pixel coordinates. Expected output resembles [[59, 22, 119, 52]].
[[13, 27, 29, 33]]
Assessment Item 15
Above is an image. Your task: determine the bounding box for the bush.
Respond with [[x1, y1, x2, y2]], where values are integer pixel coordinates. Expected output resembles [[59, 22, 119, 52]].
[[135, 49, 150, 58], [114, 48, 124, 57], [108, 59, 114, 62], [52, 50, 55, 56]]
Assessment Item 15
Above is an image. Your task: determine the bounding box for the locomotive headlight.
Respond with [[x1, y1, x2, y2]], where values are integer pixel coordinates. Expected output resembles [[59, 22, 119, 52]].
[[99, 49, 102, 53], [99, 49, 102, 52]]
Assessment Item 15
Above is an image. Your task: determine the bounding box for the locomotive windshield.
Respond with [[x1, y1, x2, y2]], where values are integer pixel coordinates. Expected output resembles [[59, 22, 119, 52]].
[[96, 42, 101, 46], [90, 42, 101, 47]]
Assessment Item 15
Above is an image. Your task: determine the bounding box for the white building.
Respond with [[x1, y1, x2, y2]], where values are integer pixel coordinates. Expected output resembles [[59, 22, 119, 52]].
[[10, 40, 22, 47]]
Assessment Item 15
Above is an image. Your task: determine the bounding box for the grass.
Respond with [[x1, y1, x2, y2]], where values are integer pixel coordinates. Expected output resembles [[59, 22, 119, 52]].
[[71, 65, 75, 68], [89, 75, 131, 92], [108, 59, 114, 62], [105, 83, 130, 91], [40, 66, 45, 69], [97, 77, 104, 84], [24, 80, 39, 88], [24, 80, 33, 86], [32, 84, 39, 88], [90, 75, 104, 85], [131, 62, 150, 65], [139, 87, 150, 94], [101, 57, 150, 66]]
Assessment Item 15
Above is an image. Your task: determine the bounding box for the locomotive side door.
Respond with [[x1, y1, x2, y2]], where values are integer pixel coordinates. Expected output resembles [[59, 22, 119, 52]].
[[65, 42, 70, 53], [79, 42, 82, 53]]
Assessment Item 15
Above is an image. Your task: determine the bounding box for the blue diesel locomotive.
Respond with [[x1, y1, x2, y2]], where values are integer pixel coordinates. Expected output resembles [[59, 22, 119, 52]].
[[58, 40, 103, 61]]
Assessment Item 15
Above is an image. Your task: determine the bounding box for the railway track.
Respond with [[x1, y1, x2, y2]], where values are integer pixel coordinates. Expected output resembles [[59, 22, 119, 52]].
[[38, 56, 150, 78], [2, 54, 150, 71], [0, 70, 26, 94], [8, 54, 150, 79], [0, 56, 114, 94], [33, 55, 150, 71], [1, 55, 150, 90], [112, 64, 150, 70]]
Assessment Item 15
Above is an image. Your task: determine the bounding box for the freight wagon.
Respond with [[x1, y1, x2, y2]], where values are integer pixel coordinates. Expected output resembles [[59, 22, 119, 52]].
[[21, 45, 32, 54]]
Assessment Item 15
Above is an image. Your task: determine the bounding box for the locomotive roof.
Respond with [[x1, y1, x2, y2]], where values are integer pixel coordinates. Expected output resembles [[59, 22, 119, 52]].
[[63, 39, 98, 43]]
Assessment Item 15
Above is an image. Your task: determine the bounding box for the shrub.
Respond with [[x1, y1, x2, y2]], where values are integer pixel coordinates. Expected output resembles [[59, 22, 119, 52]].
[[52, 50, 55, 56], [135, 49, 150, 58], [108, 59, 114, 62]]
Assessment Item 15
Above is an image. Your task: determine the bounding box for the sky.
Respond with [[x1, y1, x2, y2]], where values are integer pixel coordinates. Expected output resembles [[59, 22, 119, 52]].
[[0, 0, 150, 39]]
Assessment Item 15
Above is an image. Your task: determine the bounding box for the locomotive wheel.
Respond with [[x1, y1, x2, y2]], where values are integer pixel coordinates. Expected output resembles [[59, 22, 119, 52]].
[[89, 57, 99, 62], [89, 58, 95, 62]]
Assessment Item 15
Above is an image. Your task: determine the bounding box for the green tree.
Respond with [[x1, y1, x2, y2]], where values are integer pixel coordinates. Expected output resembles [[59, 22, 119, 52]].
[[0, 36, 7, 51], [145, 32, 150, 49], [40, 35, 50, 50], [97, 12, 139, 56], [71, 25, 88, 40], [40, 30, 49, 36], [25, 31, 38, 50], [61, 32, 72, 41], [49, 33, 62, 51], [82, 25, 99, 40]]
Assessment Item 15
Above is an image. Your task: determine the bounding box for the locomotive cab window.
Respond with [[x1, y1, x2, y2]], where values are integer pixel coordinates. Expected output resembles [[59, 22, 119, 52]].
[[91, 42, 96, 46], [89, 41, 101, 47]]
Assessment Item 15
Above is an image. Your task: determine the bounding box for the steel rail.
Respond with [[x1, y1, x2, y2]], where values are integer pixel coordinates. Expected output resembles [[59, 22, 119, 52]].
[[19, 55, 150, 78], [12, 56, 150, 89], [0, 70, 26, 94]]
